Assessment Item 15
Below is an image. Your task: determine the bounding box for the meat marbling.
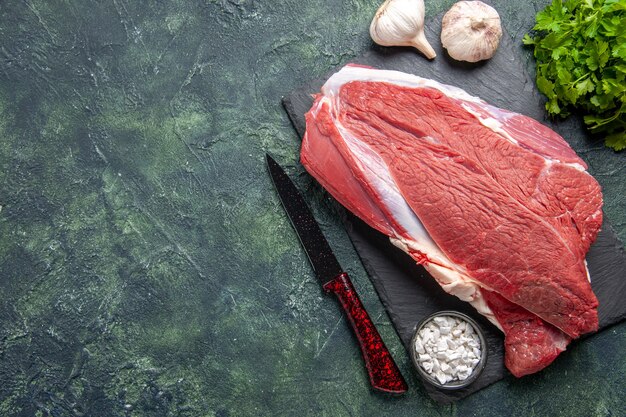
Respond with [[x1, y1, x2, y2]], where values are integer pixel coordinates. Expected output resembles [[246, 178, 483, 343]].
[[301, 65, 602, 377]]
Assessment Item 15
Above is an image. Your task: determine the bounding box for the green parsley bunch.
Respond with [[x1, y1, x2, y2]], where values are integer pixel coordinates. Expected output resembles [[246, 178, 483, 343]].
[[523, 0, 626, 150]]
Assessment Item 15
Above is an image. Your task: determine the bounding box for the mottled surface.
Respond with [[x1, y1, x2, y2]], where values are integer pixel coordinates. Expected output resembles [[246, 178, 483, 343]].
[[0, 1, 624, 416]]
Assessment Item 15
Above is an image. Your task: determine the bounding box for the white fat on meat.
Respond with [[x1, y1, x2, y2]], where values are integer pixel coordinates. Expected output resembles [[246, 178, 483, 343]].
[[460, 103, 586, 172], [324, 65, 586, 172], [322, 66, 483, 103]]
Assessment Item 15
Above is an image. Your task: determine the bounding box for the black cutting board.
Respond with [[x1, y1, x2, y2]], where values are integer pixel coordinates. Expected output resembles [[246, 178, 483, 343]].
[[282, 12, 626, 404]]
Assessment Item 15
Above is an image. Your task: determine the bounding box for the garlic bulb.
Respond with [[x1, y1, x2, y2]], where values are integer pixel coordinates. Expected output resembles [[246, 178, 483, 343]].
[[441, 1, 502, 63], [370, 0, 436, 60]]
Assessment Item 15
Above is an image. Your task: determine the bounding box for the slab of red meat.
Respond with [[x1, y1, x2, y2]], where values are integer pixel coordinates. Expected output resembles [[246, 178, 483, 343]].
[[301, 65, 602, 377]]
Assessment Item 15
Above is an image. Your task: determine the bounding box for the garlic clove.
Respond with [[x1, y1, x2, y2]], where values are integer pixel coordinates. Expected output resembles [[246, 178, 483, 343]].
[[370, 0, 436, 60], [441, 1, 502, 63], [411, 31, 436, 60]]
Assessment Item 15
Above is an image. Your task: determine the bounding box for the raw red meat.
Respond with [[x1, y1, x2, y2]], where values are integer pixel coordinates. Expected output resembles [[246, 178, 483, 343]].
[[301, 65, 602, 377]]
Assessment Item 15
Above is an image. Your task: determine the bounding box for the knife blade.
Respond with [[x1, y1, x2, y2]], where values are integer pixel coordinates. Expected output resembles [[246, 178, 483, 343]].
[[266, 154, 408, 394]]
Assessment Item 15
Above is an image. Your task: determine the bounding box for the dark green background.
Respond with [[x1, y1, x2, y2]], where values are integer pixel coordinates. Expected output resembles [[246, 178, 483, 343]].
[[0, 1, 624, 416]]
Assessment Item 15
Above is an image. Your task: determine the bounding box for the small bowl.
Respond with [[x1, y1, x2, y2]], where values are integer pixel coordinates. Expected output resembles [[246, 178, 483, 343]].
[[410, 310, 487, 390]]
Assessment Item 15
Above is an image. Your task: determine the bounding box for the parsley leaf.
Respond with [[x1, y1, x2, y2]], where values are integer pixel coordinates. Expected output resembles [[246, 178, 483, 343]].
[[525, 0, 626, 151]]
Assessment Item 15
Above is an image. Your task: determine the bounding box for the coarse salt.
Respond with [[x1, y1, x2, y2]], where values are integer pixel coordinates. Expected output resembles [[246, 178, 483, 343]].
[[414, 315, 482, 385]]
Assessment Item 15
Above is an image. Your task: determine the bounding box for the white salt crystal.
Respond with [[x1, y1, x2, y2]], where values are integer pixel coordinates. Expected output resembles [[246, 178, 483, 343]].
[[415, 339, 425, 354], [433, 328, 441, 340], [435, 372, 448, 385], [440, 362, 451, 373], [436, 339, 448, 352], [433, 316, 448, 326]]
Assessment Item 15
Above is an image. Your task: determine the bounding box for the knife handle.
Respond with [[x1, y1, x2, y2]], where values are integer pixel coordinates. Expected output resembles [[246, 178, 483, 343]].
[[323, 272, 408, 394]]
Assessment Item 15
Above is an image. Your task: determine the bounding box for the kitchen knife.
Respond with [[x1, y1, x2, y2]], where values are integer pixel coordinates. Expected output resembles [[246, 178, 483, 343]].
[[266, 154, 408, 394]]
